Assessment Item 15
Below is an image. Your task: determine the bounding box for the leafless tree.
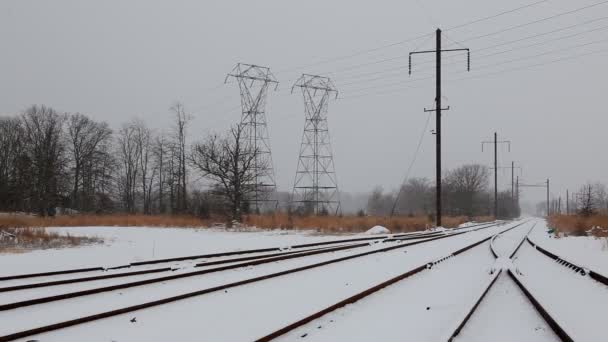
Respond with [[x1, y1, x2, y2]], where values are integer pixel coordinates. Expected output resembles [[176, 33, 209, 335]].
[[66, 113, 112, 211], [443, 164, 489, 217], [152, 133, 169, 214], [190, 124, 262, 220], [133, 120, 154, 214], [171, 102, 190, 213], [21, 105, 66, 216], [0, 117, 26, 211], [116, 122, 141, 213]]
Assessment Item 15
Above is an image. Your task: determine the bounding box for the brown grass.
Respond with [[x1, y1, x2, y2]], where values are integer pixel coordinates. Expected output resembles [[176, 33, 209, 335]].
[[243, 214, 491, 233], [547, 214, 608, 237], [0, 214, 214, 229], [0, 227, 102, 253], [0, 213, 493, 235]]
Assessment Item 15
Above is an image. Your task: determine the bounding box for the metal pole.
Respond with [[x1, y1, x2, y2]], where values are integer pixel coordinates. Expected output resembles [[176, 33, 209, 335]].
[[511, 161, 514, 199], [494, 132, 498, 218], [436, 28, 442, 227], [516, 176, 519, 210], [546, 178, 550, 216], [566, 189, 569, 215]]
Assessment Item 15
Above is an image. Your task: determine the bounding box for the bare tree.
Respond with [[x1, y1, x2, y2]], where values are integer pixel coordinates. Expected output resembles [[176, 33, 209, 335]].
[[116, 122, 141, 213], [0, 117, 25, 211], [67, 113, 112, 211], [152, 133, 169, 214], [443, 164, 489, 217], [170, 102, 190, 213], [21, 105, 66, 216], [190, 124, 262, 220], [133, 120, 154, 214]]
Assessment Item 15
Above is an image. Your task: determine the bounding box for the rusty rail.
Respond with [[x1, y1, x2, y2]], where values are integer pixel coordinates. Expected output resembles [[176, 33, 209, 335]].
[[255, 221, 523, 341], [0, 222, 508, 342], [447, 221, 573, 342], [526, 237, 608, 286]]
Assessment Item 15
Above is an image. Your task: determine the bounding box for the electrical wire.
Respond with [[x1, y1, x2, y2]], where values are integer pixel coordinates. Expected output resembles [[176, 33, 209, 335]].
[[389, 110, 433, 217], [273, 0, 549, 75], [457, 0, 608, 44]]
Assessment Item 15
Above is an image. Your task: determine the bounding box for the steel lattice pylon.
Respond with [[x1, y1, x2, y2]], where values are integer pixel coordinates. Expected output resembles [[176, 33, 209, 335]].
[[226, 63, 278, 212], [290, 74, 341, 215]]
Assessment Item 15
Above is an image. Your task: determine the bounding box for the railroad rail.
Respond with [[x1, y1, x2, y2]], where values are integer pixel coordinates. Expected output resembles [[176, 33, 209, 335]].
[[0, 221, 498, 282], [526, 236, 608, 287], [0, 221, 507, 342], [445, 222, 574, 342], [0, 222, 501, 294], [253, 220, 526, 341]]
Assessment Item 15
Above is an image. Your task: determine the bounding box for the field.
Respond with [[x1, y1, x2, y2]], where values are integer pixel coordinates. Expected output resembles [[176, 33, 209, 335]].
[[547, 214, 608, 237]]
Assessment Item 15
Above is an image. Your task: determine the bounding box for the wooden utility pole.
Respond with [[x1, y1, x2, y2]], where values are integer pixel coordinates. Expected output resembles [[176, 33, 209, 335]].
[[482, 133, 510, 219], [546, 178, 550, 216], [409, 29, 470, 227]]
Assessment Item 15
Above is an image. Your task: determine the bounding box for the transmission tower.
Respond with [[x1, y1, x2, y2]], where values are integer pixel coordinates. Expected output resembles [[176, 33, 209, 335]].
[[225, 63, 279, 212], [290, 74, 341, 215]]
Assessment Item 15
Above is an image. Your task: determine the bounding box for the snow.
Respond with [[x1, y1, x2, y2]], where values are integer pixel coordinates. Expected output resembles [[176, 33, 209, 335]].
[[513, 241, 608, 341], [453, 273, 558, 342], [364, 225, 390, 235], [1, 222, 515, 341], [0, 226, 359, 276], [528, 220, 608, 275], [2, 219, 604, 341]]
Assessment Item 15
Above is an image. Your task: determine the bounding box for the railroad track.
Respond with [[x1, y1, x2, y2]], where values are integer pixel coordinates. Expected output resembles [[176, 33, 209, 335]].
[[445, 221, 573, 342], [0, 221, 497, 283], [0, 222, 501, 294], [526, 236, 608, 287], [0, 221, 507, 342], [253, 220, 528, 341]]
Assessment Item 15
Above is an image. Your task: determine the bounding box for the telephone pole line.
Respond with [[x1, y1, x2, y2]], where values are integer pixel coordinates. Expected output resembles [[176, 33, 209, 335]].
[[482, 132, 510, 218], [409, 28, 470, 227]]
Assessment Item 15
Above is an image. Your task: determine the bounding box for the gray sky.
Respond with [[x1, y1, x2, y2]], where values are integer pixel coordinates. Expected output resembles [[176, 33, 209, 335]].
[[2, 0, 607, 204]]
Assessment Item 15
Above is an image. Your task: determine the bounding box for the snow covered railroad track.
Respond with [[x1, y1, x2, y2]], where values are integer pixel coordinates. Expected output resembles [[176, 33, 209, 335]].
[[445, 220, 572, 341], [0, 221, 499, 285], [0, 223, 508, 341], [253, 220, 529, 341], [526, 237, 608, 287], [0, 222, 502, 296]]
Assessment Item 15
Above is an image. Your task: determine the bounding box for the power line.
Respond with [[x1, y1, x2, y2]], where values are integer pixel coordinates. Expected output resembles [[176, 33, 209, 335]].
[[273, 0, 549, 75], [341, 47, 608, 100], [339, 22, 608, 92], [389, 110, 432, 216], [337, 14, 608, 87], [457, 0, 608, 44], [445, 0, 550, 31]]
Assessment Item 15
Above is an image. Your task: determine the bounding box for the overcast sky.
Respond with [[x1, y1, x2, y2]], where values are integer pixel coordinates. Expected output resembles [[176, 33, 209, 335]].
[[2, 0, 607, 204]]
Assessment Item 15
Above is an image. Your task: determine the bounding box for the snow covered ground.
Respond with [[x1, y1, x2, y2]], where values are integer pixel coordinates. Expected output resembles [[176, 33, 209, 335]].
[[0, 219, 605, 341], [0, 226, 362, 276], [528, 220, 608, 275]]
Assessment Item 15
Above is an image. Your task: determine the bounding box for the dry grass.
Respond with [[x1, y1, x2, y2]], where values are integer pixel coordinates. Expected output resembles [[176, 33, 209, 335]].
[[547, 214, 608, 237], [0, 213, 493, 235], [243, 214, 490, 233], [0, 227, 102, 253], [0, 214, 214, 229]]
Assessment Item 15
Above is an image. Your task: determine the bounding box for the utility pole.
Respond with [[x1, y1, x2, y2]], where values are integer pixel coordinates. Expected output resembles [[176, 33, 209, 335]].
[[409, 28, 470, 227], [516, 176, 520, 209], [482, 132, 510, 219], [566, 189, 569, 215], [547, 178, 550, 216]]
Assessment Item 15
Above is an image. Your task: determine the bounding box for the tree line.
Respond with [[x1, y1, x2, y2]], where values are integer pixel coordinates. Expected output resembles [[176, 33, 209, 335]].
[[366, 164, 521, 219], [0, 104, 523, 221], [0, 104, 211, 217]]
